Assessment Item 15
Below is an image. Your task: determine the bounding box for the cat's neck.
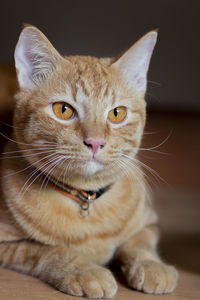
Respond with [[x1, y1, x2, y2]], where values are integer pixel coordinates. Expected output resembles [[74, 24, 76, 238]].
[[62, 173, 118, 191], [15, 148, 121, 191], [9, 141, 125, 191]]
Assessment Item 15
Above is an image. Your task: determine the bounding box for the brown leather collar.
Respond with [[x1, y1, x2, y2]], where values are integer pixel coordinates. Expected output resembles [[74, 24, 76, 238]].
[[46, 176, 112, 217]]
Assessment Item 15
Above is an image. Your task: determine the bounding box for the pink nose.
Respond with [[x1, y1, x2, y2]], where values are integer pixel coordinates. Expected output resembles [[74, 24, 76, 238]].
[[84, 138, 105, 155]]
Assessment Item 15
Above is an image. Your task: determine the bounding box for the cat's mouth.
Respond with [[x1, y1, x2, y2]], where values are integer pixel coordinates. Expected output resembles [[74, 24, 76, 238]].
[[83, 159, 105, 175], [89, 156, 101, 163]]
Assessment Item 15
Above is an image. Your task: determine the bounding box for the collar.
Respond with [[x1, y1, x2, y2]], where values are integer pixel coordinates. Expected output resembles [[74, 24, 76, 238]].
[[46, 176, 112, 218]]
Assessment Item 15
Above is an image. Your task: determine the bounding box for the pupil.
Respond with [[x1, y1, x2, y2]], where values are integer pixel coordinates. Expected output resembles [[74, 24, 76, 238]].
[[114, 108, 118, 117], [62, 104, 67, 113]]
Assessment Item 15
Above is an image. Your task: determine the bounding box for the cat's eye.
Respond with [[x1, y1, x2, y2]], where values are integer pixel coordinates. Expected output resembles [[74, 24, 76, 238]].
[[108, 106, 127, 123], [52, 102, 75, 120]]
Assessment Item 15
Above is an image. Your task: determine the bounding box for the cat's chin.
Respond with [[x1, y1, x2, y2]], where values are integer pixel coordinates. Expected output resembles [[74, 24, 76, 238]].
[[80, 160, 105, 176]]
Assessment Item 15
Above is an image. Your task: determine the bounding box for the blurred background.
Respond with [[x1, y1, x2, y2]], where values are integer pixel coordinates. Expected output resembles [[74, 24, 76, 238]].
[[0, 1, 199, 298]]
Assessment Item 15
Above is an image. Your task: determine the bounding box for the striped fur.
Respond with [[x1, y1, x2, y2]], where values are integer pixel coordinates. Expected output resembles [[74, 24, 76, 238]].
[[0, 26, 178, 298]]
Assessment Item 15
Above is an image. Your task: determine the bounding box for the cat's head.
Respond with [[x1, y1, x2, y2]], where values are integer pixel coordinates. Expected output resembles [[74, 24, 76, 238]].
[[13, 26, 157, 189]]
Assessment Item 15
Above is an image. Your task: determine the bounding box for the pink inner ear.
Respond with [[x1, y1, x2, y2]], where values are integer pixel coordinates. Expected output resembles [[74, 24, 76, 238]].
[[15, 27, 63, 91], [15, 34, 34, 89], [111, 31, 157, 92]]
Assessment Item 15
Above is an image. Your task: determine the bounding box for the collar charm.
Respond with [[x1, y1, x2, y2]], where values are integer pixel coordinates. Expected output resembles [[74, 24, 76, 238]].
[[46, 177, 112, 218]]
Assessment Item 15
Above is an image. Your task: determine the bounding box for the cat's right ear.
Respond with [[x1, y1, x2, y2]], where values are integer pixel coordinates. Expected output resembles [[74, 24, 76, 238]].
[[15, 25, 63, 90], [111, 31, 157, 94]]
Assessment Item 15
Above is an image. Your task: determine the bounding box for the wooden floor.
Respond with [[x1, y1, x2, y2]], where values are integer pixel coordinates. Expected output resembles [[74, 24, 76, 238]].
[[0, 108, 200, 299]]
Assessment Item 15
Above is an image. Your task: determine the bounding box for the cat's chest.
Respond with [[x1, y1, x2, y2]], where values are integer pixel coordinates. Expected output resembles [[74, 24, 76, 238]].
[[32, 190, 145, 264], [4, 169, 146, 264]]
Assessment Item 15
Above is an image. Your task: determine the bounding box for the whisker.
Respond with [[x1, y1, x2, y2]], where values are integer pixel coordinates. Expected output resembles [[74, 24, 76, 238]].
[[39, 155, 72, 195], [2, 152, 57, 178], [147, 80, 162, 86], [143, 130, 160, 135], [137, 148, 170, 156], [1, 149, 57, 160], [54, 156, 72, 186], [63, 159, 74, 184], [0, 131, 58, 147], [139, 130, 173, 152], [21, 154, 61, 191], [120, 153, 169, 187], [117, 160, 133, 186], [0, 121, 18, 129], [122, 154, 156, 183], [118, 157, 153, 201], [1, 144, 78, 157], [117, 158, 150, 199], [19, 155, 62, 197], [146, 92, 160, 102], [39, 156, 66, 196], [2, 147, 57, 155]]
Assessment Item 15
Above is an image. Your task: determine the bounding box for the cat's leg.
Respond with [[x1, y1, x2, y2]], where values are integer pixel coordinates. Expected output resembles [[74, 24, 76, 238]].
[[115, 225, 178, 294], [0, 241, 117, 298]]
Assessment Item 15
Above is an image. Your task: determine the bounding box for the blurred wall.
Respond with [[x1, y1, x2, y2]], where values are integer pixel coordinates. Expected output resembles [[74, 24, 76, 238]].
[[1, 0, 200, 112]]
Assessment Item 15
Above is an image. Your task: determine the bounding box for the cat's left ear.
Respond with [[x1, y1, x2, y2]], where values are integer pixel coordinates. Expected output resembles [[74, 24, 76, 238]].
[[15, 25, 63, 90], [111, 31, 158, 93]]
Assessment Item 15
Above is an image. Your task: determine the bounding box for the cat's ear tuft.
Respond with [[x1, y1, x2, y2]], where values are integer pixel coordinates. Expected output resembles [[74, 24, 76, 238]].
[[111, 31, 158, 93], [14, 25, 63, 90]]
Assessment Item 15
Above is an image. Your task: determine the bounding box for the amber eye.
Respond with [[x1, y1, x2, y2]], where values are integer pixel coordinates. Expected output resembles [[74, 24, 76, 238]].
[[52, 102, 75, 120], [108, 106, 127, 123]]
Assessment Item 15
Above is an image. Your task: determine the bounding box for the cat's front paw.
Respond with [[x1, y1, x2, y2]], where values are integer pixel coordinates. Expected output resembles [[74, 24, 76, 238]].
[[124, 260, 178, 294], [59, 264, 118, 298]]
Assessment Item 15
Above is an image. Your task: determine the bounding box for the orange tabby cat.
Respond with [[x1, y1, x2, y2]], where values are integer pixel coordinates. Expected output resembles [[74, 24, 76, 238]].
[[0, 26, 178, 298]]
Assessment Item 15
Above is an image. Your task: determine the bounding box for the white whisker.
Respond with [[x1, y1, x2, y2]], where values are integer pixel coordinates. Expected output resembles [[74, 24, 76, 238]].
[[139, 130, 173, 153], [0, 131, 58, 147], [3, 152, 57, 179], [39, 155, 72, 196], [118, 157, 152, 202], [39, 156, 66, 196], [19, 155, 62, 197], [147, 80, 162, 86], [120, 153, 169, 187], [1, 147, 57, 155], [1, 149, 57, 160]]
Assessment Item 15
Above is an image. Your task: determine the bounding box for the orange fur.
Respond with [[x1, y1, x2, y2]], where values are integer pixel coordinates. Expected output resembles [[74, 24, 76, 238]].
[[0, 26, 178, 298]]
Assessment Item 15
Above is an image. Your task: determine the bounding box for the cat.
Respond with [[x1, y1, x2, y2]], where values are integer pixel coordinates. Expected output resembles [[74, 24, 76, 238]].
[[0, 25, 178, 298]]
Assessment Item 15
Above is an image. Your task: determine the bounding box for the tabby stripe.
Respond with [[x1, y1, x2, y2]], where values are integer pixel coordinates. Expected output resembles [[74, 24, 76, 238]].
[[7, 243, 18, 265], [0, 243, 10, 264], [80, 79, 89, 97]]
